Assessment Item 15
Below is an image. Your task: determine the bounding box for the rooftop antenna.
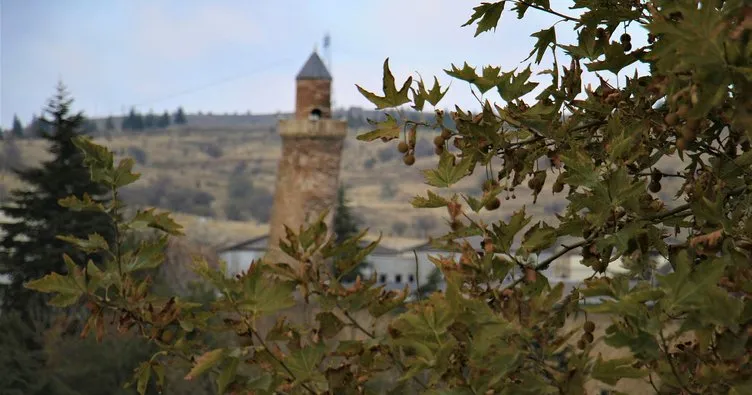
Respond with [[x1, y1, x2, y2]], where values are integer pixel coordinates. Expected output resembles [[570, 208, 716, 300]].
[[323, 32, 334, 111]]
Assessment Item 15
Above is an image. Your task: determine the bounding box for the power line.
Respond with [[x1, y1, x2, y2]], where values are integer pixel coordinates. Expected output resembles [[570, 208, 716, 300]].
[[125, 56, 295, 114]]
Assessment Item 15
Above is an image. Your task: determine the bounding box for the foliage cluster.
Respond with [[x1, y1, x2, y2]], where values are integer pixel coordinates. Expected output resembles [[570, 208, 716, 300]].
[[25, 1, 752, 394]]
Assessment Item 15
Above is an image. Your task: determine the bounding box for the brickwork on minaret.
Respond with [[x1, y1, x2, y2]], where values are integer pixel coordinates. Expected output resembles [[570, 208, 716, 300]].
[[265, 51, 346, 267]]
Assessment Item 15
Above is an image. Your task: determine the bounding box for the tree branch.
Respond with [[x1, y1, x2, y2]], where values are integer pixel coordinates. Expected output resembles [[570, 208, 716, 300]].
[[513, 1, 580, 23], [339, 307, 429, 390]]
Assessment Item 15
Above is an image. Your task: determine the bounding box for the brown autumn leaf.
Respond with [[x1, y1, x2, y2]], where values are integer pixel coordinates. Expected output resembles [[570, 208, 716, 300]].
[[689, 229, 724, 248], [524, 267, 537, 283]]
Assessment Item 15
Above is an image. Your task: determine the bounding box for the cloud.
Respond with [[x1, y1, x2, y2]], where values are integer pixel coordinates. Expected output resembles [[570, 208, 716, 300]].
[[132, 2, 263, 61]]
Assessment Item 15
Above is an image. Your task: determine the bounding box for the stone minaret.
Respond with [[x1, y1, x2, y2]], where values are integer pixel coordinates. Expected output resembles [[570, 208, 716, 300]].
[[265, 51, 347, 265]]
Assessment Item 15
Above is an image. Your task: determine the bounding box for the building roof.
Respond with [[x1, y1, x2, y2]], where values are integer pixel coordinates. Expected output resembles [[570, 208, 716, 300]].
[[218, 233, 401, 255], [296, 52, 332, 81]]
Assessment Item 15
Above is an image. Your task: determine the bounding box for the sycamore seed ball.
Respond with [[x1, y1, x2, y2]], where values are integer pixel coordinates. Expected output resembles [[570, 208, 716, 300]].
[[484, 197, 501, 211]]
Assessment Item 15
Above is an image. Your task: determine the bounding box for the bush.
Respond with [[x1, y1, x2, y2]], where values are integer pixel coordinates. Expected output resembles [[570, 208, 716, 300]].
[[26, 2, 752, 395], [202, 143, 223, 159], [127, 146, 148, 165]]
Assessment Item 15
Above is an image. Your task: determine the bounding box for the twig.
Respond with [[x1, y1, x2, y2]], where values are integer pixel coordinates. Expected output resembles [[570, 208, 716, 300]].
[[658, 327, 698, 395], [339, 307, 429, 390], [647, 373, 661, 393], [248, 328, 318, 394], [513, 0, 580, 23], [643, 185, 747, 222]]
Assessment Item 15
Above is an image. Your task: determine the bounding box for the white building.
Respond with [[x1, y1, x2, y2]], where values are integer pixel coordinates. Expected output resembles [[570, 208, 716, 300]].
[[218, 232, 672, 297]]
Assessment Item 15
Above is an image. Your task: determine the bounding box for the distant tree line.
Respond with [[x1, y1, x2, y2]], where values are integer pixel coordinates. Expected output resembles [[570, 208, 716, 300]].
[[121, 106, 186, 131]]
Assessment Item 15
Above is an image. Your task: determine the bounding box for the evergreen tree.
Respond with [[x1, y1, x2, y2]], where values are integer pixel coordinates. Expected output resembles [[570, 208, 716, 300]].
[[333, 185, 360, 244], [0, 82, 115, 320], [104, 116, 115, 131], [132, 110, 145, 131], [174, 107, 187, 125], [11, 114, 24, 138], [159, 110, 171, 128], [121, 108, 136, 131], [144, 110, 156, 129], [332, 185, 370, 282]]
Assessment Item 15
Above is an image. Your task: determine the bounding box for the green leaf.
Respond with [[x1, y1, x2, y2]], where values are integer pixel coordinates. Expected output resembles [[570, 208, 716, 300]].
[[285, 343, 327, 388], [316, 312, 345, 339], [422, 151, 474, 187], [521, 221, 557, 255], [237, 266, 296, 317], [73, 136, 115, 182], [426, 76, 449, 106], [591, 356, 648, 386], [56, 233, 109, 253], [356, 58, 412, 109], [462, 2, 505, 37], [130, 362, 151, 395], [124, 236, 168, 273], [24, 267, 84, 307], [497, 66, 539, 102], [152, 363, 166, 393], [58, 193, 106, 212], [445, 63, 503, 94], [217, 357, 239, 394], [130, 208, 184, 235], [185, 349, 226, 381], [526, 27, 556, 64], [586, 41, 637, 75], [491, 207, 532, 252], [411, 190, 450, 208], [112, 158, 141, 188], [445, 62, 479, 83], [357, 113, 401, 142]]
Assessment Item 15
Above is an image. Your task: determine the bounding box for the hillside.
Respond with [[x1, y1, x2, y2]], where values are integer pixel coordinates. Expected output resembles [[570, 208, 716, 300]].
[[0, 113, 688, 249]]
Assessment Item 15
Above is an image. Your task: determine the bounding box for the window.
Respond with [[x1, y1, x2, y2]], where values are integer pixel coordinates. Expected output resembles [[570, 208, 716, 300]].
[[309, 108, 322, 120], [395, 274, 402, 284], [379, 274, 386, 283], [408, 274, 415, 283]]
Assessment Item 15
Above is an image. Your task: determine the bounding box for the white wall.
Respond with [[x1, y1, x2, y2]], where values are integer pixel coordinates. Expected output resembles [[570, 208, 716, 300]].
[[219, 250, 265, 276]]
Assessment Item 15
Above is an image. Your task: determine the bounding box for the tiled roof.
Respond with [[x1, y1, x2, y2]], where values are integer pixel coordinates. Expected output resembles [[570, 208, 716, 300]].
[[296, 52, 332, 81]]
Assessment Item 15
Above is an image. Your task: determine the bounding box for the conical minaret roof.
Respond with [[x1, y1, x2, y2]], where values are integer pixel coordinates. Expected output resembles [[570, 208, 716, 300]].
[[296, 51, 332, 81]]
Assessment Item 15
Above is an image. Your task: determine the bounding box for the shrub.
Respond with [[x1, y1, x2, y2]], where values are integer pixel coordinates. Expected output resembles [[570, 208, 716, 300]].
[[127, 146, 148, 165], [202, 143, 223, 159]]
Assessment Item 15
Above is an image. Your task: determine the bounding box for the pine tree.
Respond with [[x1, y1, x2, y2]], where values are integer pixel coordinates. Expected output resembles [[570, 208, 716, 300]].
[[132, 110, 145, 131], [174, 107, 187, 125], [0, 82, 115, 319], [333, 185, 359, 244], [159, 110, 171, 128], [11, 114, 24, 138], [121, 108, 136, 131], [332, 185, 370, 282], [104, 116, 115, 131], [144, 110, 156, 129]]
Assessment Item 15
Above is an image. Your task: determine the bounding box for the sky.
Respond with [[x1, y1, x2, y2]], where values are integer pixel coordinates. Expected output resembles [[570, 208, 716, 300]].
[[0, 0, 649, 129]]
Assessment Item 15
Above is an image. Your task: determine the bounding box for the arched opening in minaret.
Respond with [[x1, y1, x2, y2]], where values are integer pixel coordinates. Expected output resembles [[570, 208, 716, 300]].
[[309, 108, 322, 120]]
